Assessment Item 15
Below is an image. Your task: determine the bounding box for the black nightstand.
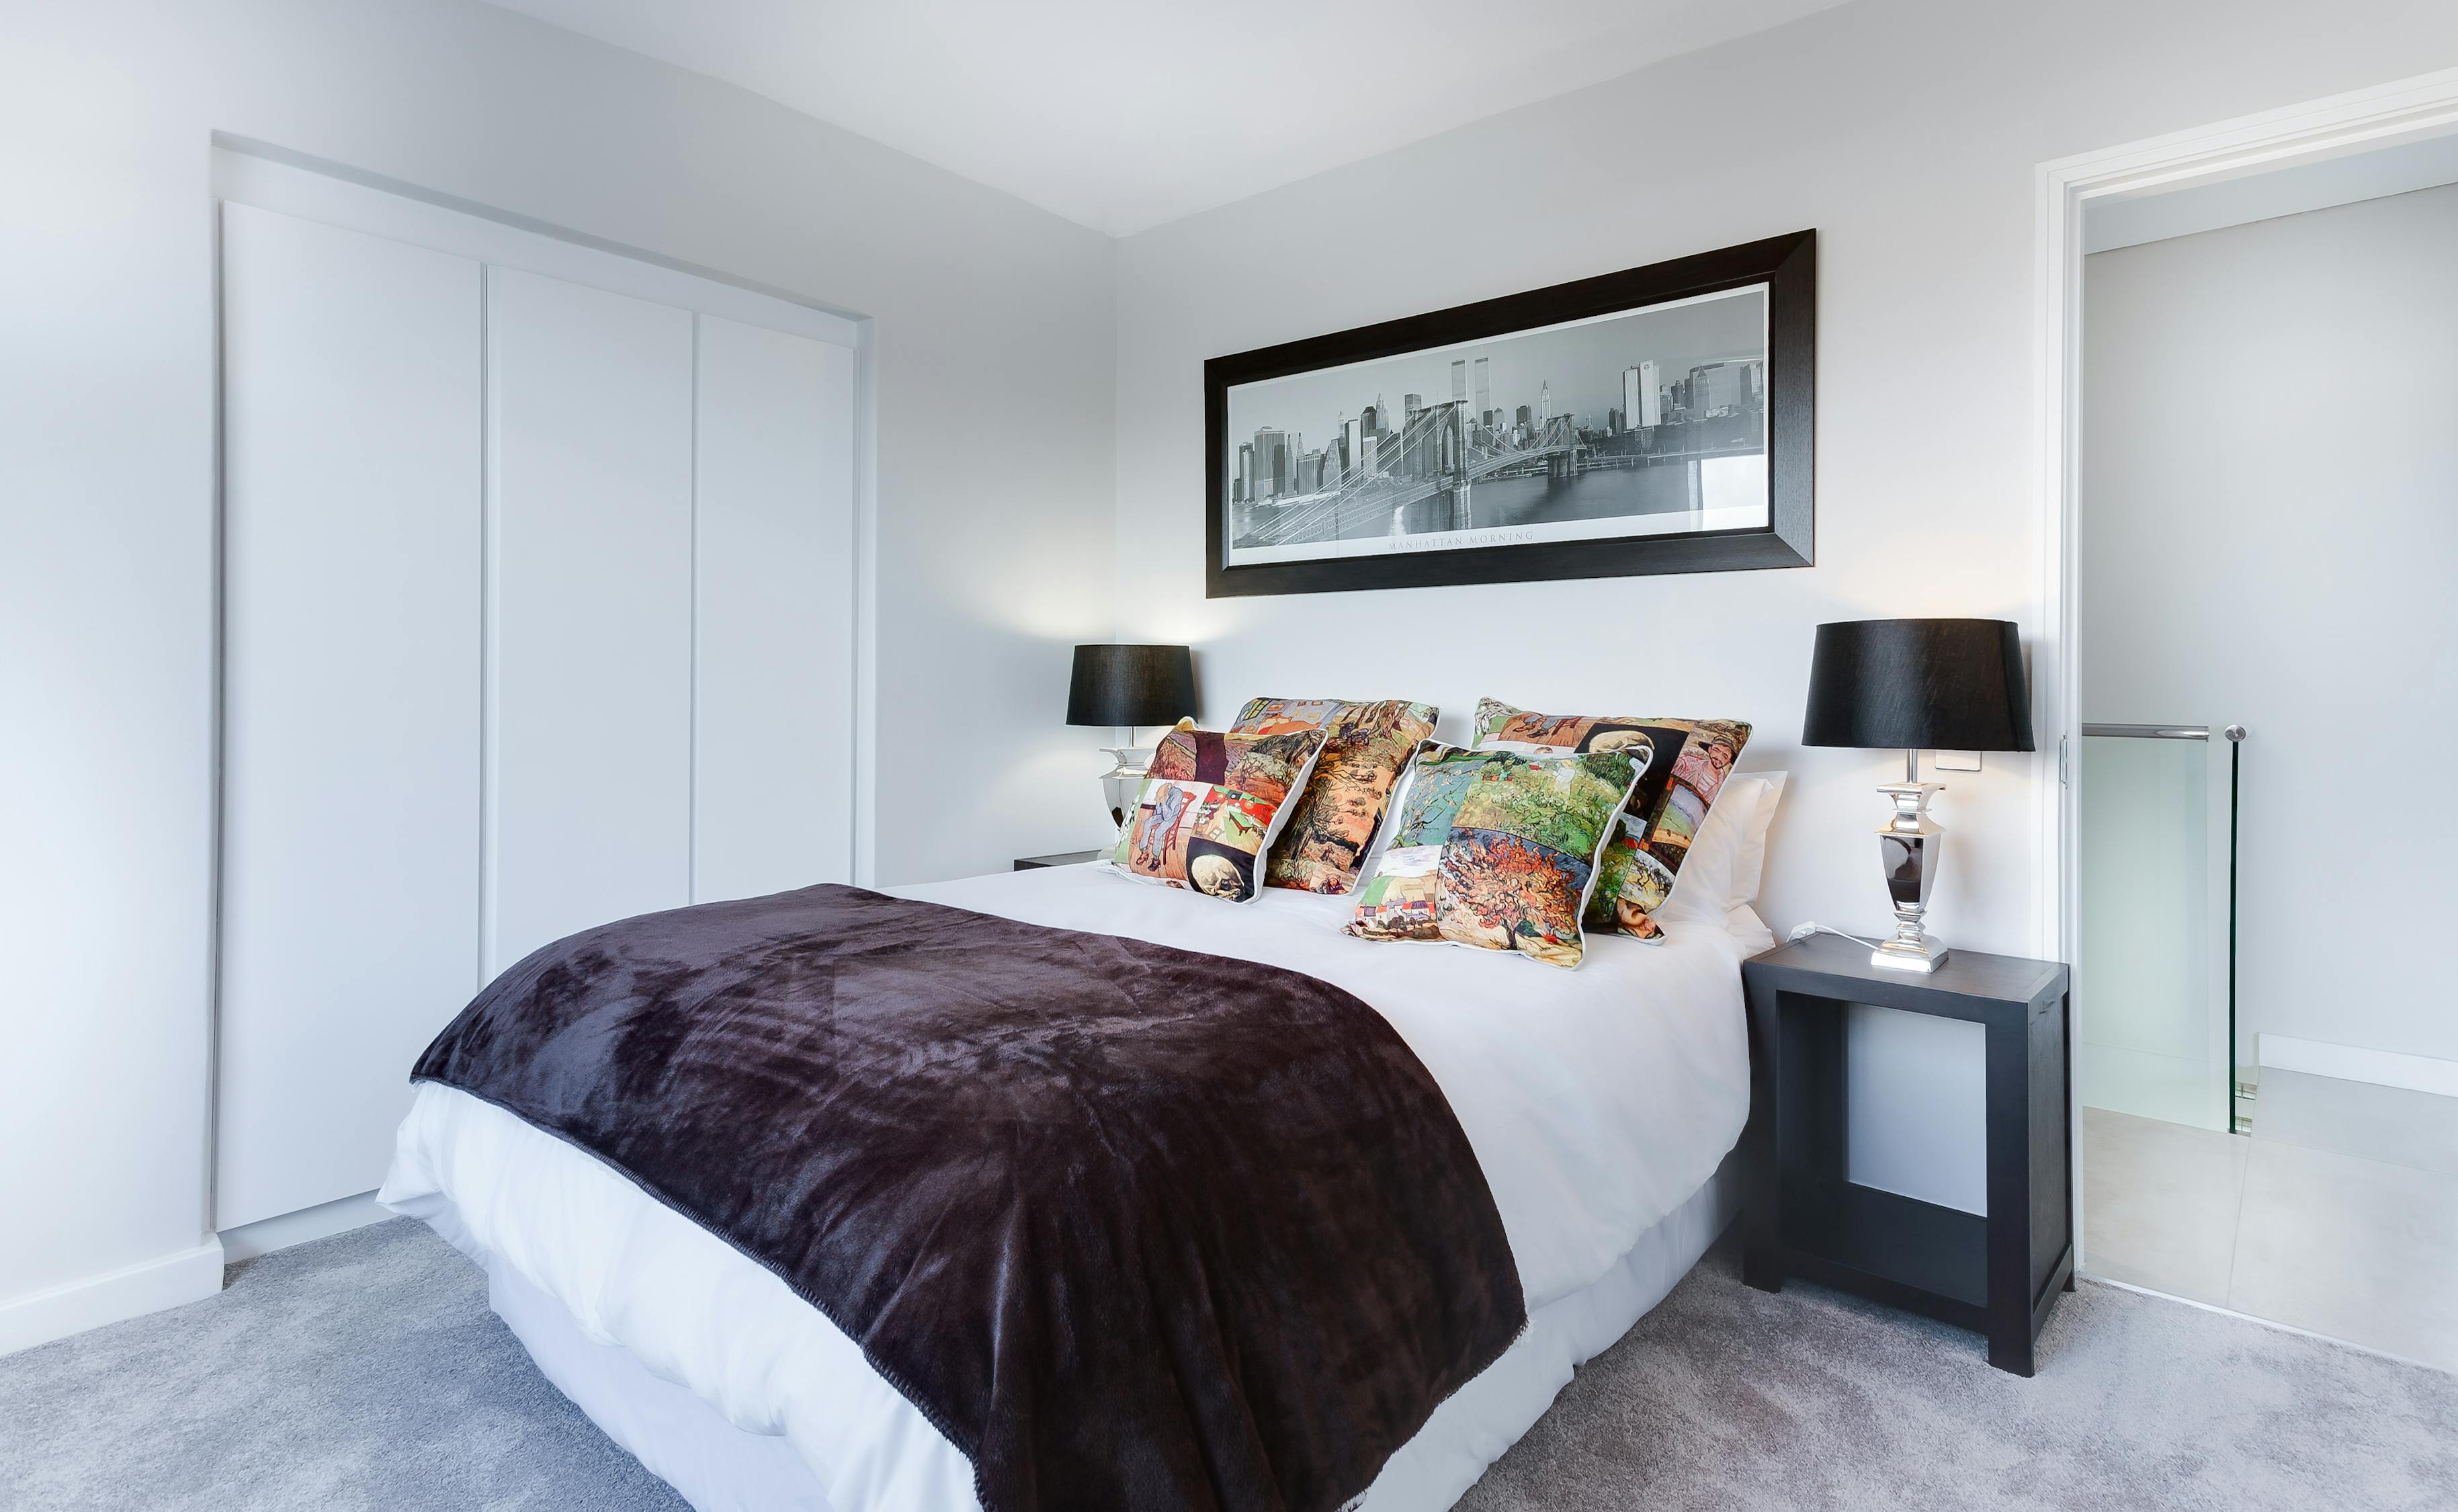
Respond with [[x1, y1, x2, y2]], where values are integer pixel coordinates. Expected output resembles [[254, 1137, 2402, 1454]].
[[1013, 849, 1103, 871], [1740, 933, 2073, 1376]]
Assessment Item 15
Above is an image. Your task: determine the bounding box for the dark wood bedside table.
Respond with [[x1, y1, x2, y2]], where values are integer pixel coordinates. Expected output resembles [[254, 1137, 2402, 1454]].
[[1740, 932, 2073, 1376], [1013, 849, 1103, 870]]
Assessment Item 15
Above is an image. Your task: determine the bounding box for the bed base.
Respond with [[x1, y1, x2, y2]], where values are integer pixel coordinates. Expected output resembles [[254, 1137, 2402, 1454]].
[[448, 1157, 1739, 1512]]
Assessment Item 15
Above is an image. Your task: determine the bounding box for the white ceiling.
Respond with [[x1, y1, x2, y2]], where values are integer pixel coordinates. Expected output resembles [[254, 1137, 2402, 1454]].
[[484, 0, 1849, 237]]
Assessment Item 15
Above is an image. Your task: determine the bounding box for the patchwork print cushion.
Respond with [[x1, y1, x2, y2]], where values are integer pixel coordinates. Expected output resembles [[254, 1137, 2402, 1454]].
[[1471, 698, 1751, 941], [1231, 697, 1439, 894], [1102, 724, 1328, 902], [1345, 743, 1641, 969]]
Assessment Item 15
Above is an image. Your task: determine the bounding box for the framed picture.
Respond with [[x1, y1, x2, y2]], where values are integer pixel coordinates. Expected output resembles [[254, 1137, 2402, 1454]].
[[1204, 229, 1814, 597]]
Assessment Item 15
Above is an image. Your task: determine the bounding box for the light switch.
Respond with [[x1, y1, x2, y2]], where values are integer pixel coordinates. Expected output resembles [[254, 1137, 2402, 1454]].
[[1933, 750, 1982, 772]]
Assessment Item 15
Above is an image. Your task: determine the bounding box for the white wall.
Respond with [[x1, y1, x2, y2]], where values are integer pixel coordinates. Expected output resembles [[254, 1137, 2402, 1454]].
[[2084, 181, 2458, 1065], [11, 0, 2458, 1342], [1109, 0, 2458, 1211], [0, 0, 1113, 1339]]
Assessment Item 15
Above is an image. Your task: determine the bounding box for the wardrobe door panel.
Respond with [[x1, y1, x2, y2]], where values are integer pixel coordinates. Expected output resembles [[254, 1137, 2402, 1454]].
[[216, 204, 482, 1228], [485, 268, 694, 974], [693, 315, 857, 901]]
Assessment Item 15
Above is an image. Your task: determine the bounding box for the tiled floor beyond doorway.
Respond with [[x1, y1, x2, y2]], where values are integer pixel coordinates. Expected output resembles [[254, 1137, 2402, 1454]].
[[2083, 1098, 2458, 1372]]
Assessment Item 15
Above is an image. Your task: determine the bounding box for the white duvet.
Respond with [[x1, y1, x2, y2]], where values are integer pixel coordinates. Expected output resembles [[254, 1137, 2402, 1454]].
[[381, 866, 1758, 1511]]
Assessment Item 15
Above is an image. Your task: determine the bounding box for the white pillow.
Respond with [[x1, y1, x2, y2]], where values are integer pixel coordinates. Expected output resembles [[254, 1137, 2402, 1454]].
[[1722, 903, 1778, 956], [1655, 771, 1787, 925], [1728, 769, 1787, 909]]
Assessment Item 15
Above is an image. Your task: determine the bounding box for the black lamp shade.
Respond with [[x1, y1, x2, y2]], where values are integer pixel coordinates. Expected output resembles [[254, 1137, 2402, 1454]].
[[1802, 619, 2034, 753], [1066, 644, 1196, 728]]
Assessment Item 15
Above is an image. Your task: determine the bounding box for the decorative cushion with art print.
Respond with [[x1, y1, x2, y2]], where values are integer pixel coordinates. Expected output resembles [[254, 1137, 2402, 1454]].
[[1471, 698, 1752, 941], [1230, 696, 1440, 894], [1345, 743, 1642, 969], [1101, 724, 1329, 902]]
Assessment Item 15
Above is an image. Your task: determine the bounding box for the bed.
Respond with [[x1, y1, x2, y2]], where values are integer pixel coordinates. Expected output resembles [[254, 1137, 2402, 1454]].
[[379, 862, 1763, 1512]]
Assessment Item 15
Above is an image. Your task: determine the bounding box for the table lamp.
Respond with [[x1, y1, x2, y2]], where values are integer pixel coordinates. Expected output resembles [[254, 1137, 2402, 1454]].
[[1802, 618, 2034, 972], [1066, 644, 1196, 825]]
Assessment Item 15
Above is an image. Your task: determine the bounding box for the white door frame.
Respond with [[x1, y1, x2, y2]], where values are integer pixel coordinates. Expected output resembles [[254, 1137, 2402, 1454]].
[[2033, 66, 2458, 1270], [2033, 63, 2458, 972]]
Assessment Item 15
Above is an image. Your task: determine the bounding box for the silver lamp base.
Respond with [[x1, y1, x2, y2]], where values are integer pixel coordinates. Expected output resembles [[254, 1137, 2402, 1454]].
[[1097, 746, 1155, 828], [1871, 780, 1949, 972], [1871, 931, 1949, 972]]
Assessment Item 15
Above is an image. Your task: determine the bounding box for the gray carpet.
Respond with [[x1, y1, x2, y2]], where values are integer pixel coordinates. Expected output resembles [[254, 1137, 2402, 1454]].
[[3, 1219, 2453, 1511], [1459, 1244, 2458, 1511], [0, 1220, 684, 1511]]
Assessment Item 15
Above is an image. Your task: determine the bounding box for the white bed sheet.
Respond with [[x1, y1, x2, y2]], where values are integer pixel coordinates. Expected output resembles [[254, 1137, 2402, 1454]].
[[447, 1150, 1739, 1512], [380, 866, 1758, 1511]]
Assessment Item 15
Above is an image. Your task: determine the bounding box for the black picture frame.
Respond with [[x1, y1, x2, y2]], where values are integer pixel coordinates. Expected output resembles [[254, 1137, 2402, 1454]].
[[1204, 229, 1815, 598]]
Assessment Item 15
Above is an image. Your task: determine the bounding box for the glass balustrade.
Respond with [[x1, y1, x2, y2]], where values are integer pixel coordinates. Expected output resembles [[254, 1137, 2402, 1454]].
[[2077, 726, 2244, 1133]]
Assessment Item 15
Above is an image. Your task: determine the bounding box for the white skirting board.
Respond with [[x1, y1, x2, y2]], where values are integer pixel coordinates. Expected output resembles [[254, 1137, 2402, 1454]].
[[5, 1191, 409, 1357], [0, 1241, 224, 1358], [218, 1189, 393, 1263], [2258, 1034, 2458, 1099]]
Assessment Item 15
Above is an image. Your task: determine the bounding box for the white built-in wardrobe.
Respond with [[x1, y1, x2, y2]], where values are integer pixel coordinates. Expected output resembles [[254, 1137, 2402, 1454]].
[[214, 154, 860, 1232]]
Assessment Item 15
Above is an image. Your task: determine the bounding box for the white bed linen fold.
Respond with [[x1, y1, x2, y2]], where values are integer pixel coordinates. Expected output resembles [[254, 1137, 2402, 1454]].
[[448, 1152, 1738, 1512], [895, 867, 1753, 1310], [380, 866, 1754, 1512]]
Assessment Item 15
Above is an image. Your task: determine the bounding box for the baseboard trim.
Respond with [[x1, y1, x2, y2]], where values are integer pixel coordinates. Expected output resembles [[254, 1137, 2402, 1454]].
[[0, 1240, 226, 1358], [218, 1190, 389, 1263], [2258, 1034, 2458, 1099]]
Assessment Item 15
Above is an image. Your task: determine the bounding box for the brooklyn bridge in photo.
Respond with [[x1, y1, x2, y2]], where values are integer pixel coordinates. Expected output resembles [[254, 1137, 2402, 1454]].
[[1227, 318, 1769, 558]]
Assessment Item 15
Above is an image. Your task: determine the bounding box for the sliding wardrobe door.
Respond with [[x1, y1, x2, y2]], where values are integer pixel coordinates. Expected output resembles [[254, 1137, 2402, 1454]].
[[692, 314, 857, 900], [484, 269, 695, 974], [216, 204, 482, 1228]]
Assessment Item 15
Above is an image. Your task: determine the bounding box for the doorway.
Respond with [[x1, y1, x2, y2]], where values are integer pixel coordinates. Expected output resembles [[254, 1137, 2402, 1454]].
[[2044, 77, 2458, 1371]]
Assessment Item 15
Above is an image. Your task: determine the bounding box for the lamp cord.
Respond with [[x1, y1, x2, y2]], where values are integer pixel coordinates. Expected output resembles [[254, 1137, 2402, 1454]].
[[1786, 921, 1888, 952]]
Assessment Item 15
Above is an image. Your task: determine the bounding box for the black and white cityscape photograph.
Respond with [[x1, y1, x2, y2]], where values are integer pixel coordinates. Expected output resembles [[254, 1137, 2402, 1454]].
[[1220, 283, 1769, 571]]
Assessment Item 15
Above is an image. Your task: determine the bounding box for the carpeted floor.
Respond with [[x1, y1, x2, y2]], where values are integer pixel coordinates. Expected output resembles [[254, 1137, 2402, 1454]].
[[4, 1218, 2453, 1511], [1457, 1241, 2458, 1511], [0, 1221, 683, 1511]]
